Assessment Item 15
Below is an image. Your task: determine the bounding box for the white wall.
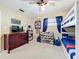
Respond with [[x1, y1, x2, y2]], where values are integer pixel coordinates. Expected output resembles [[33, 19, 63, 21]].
[[47, 19, 59, 38], [28, 17, 36, 40], [0, 4, 31, 50], [38, 18, 60, 40], [0, 10, 1, 51]]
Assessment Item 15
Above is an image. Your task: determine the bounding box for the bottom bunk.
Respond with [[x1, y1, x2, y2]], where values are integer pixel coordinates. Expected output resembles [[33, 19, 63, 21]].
[[62, 38, 75, 59]]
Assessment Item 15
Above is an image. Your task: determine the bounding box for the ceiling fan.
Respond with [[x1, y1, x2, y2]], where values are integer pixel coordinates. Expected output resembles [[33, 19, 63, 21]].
[[37, 0, 47, 6], [22, 0, 59, 5], [22, 0, 60, 11]]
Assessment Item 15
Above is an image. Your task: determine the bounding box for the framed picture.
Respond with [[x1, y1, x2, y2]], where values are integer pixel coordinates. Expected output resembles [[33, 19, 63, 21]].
[[35, 21, 41, 29], [11, 18, 21, 25]]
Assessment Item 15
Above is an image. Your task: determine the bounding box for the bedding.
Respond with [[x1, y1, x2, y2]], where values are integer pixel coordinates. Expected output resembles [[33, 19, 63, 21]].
[[66, 44, 75, 52], [66, 45, 75, 49], [62, 38, 75, 59], [70, 53, 75, 59], [62, 38, 75, 47], [69, 49, 75, 55], [69, 49, 75, 59]]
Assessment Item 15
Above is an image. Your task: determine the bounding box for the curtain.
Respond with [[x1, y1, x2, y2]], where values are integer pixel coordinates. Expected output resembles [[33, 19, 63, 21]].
[[42, 18, 48, 32], [56, 16, 63, 33]]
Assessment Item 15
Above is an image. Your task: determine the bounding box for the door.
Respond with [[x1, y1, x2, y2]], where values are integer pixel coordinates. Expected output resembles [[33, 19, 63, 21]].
[[0, 10, 1, 51]]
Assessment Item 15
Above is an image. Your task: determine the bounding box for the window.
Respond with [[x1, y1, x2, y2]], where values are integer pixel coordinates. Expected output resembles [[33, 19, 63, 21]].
[[48, 19, 57, 26]]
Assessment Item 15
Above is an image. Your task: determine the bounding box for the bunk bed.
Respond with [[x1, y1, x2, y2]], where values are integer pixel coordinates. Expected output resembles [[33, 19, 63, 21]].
[[61, 5, 76, 59]]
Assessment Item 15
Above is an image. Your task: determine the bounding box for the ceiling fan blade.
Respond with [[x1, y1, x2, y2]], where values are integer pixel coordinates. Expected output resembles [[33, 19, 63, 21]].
[[21, 0, 39, 2], [49, 0, 62, 1], [29, 1, 36, 4], [21, 0, 36, 4], [47, 0, 62, 5], [47, 3, 55, 6], [22, 0, 34, 1], [43, 0, 49, 2], [47, 1, 55, 6]]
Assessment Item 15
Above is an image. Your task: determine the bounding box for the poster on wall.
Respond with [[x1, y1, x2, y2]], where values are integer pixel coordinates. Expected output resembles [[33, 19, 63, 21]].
[[0, 11, 1, 39], [11, 18, 21, 25], [35, 21, 41, 34], [35, 21, 41, 29]]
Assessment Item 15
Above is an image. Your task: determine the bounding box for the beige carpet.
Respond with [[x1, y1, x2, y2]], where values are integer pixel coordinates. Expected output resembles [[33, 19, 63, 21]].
[[0, 40, 66, 59]]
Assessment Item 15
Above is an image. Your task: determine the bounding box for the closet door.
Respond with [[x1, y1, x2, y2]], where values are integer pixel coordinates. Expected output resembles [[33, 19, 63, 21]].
[[76, 18, 79, 59], [76, 17, 79, 59], [0, 10, 1, 51], [76, 1, 79, 59], [77, 20, 79, 59]]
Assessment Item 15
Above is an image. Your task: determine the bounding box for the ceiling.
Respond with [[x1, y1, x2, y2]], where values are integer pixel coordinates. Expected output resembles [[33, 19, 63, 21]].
[[0, 0, 77, 17]]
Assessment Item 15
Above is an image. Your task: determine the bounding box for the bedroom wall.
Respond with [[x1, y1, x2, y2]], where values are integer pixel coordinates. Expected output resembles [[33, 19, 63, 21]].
[[34, 13, 66, 40], [27, 17, 36, 40], [47, 19, 59, 39], [0, 10, 1, 51], [0, 4, 31, 51]]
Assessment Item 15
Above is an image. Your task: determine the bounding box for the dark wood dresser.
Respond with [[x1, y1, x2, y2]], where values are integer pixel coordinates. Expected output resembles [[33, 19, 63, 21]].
[[4, 32, 28, 53]]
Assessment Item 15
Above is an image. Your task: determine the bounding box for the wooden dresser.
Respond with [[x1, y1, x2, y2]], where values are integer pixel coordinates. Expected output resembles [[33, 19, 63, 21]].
[[4, 32, 28, 53]]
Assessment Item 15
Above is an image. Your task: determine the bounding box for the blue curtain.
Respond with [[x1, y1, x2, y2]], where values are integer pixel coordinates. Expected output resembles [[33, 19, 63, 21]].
[[56, 16, 63, 33], [43, 18, 48, 32]]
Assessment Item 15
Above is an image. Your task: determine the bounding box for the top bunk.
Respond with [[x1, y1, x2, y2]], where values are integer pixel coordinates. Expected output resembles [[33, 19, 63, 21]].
[[62, 6, 76, 28]]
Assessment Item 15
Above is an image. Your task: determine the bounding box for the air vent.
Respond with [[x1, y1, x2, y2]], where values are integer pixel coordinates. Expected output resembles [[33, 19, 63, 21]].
[[19, 9, 24, 12]]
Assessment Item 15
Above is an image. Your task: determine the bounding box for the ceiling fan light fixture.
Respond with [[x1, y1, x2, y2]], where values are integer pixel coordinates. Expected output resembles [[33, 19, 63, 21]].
[[37, 0, 47, 11], [40, 4, 45, 11]]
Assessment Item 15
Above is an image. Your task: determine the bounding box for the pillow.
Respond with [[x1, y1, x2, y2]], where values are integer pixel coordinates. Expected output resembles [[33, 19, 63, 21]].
[[62, 36, 67, 38], [66, 45, 75, 49]]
